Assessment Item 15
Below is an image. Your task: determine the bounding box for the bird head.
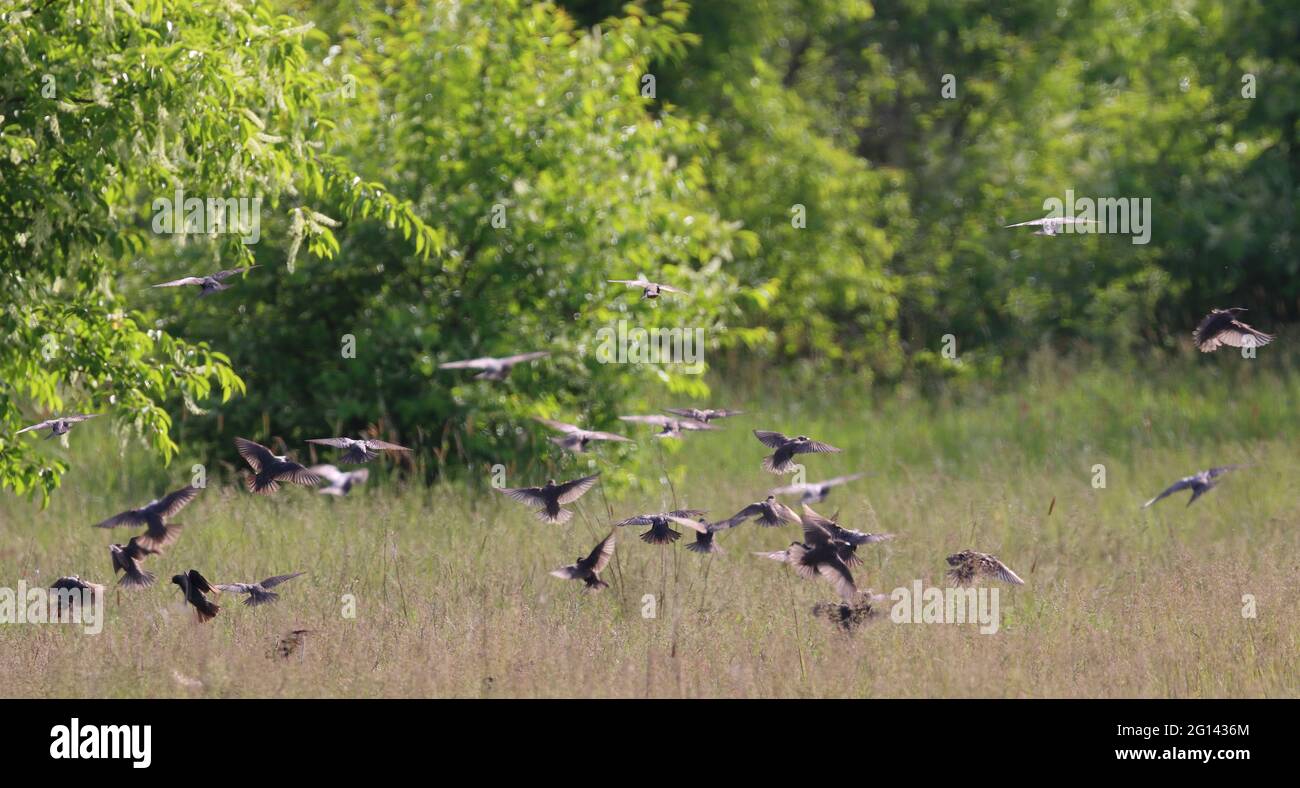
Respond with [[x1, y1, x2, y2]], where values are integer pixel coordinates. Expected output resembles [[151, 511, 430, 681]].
[[170, 574, 186, 587]]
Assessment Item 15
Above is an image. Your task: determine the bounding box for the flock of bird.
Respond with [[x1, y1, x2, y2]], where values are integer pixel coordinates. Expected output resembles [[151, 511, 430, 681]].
[[14, 253, 1277, 635]]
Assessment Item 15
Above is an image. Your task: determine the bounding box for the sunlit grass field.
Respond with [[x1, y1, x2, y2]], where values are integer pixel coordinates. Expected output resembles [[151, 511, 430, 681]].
[[3, 353, 1299, 697]]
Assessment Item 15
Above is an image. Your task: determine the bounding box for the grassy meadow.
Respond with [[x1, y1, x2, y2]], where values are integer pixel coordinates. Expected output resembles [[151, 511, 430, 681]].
[[2, 353, 1299, 698]]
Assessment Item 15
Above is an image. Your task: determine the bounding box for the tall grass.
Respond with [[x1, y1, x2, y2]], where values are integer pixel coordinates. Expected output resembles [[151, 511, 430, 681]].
[[2, 353, 1298, 697]]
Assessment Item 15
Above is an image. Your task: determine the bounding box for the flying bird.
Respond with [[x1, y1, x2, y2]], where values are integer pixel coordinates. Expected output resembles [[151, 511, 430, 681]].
[[438, 351, 550, 381], [945, 550, 1024, 587], [272, 629, 314, 660], [1192, 308, 1275, 353], [614, 509, 708, 545], [608, 274, 687, 300], [15, 414, 97, 439], [496, 474, 601, 524], [1004, 216, 1097, 236], [109, 537, 160, 589], [1142, 465, 1243, 508], [800, 504, 894, 567], [235, 437, 322, 494], [93, 485, 200, 551], [534, 417, 633, 453], [770, 472, 866, 504], [752, 430, 841, 474], [811, 594, 890, 632], [663, 407, 742, 424], [726, 495, 802, 528], [49, 576, 105, 617], [216, 572, 305, 607], [171, 569, 221, 622], [150, 265, 259, 296], [618, 414, 718, 439], [684, 517, 741, 554], [755, 527, 860, 602], [306, 436, 411, 464], [309, 464, 370, 496], [550, 531, 617, 591]]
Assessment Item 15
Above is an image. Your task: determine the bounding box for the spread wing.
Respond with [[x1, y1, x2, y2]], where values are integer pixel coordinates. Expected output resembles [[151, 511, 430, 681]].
[[534, 417, 582, 434], [555, 474, 600, 504], [15, 419, 56, 434], [93, 508, 147, 529], [275, 463, 322, 486], [211, 266, 258, 281], [215, 583, 255, 594], [151, 276, 206, 288], [147, 485, 201, 518], [235, 437, 275, 473], [259, 571, 305, 589], [583, 430, 632, 443], [497, 486, 548, 506], [1142, 476, 1196, 508], [188, 569, 217, 595], [364, 439, 411, 452], [793, 438, 840, 455], [769, 482, 814, 495], [620, 415, 676, 426], [439, 357, 496, 369], [728, 502, 767, 523], [308, 464, 347, 485], [1208, 465, 1243, 479], [498, 351, 550, 366], [608, 277, 651, 287], [666, 515, 708, 534], [821, 473, 865, 487], [753, 430, 789, 449], [817, 559, 859, 601], [307, 437, 353, 448], [985, 556, 1025, 585], [581, 532, 617, 573]]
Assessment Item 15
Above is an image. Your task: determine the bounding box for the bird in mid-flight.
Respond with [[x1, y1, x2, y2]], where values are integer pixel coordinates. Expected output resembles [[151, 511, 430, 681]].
[[618, 414, 717, 439], [93, 485, 201, 551], [1192, 308, 1275, 353], [608, 273, 688, 300], [306, 436, 411, 464], [438, 351, 550, 381], [215, 572, 305, 607], [534, 418, 633, 453], [770, 472, 866, 504], [1004, 216, 1096, 236], [1142, 465, 1243, 508], [945, 550, 1024, 587], [109, 537, 161, 589], [150, 265, 259, 296], [727, 495, 802, 528], [309, 464, 370, 496], [235, 437, 321, 494], [663, 407, 742, 424], [684, 517, 741, 554], [752, 430, 841, 474], [550, 532, 617, 591], [15, 414, 97, 440], [496, 474, 601, 524], [614, 509, 708, 545], [172, 569, 221, 622]]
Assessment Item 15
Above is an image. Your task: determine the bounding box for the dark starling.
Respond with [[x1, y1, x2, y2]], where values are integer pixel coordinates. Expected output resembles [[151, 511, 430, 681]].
[[93, 485, 200, 551], [235, 437, 322, 494], [496, 474, 601, 524], [550, 531, 617, 591], [752, 430, 841, 474]]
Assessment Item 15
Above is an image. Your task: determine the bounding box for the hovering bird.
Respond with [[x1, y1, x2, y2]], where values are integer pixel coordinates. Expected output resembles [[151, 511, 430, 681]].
[[438, 351, 550, 381], [534, 418, 633, 453], [663, 407, 742, 424], [235, 437, 321, 495], [271, 629, 314, 660], [752, 430, 841, 474], [727, 495, 802, 528], [150, 265, 259, 296], [109, 537, 160, 589], [800, 504, 894, 567], [1192, 308, 1275, 353], [15, 413, 97, 440], [550, 531, 617, 591], [306, 436, 411, 464], [684, 517, 741, 554], [754, 526, 860, 602], [607, 273, 687, 300], [618, 414, 718, 439], [216, 572, 305, 607], [496, 474, 601, 524], [811, 594, 890, 632], [614, 509, 708, 545], [770, 472, 866, 504], [93, 485, 200, 551], [309, 464, 370, 496], [171, 569, 221, 622], [1004, 216, 1096, 236], [1142, 465, 1243, 508], [945, 550, 1024, 587], [49, 576, 104, 618]]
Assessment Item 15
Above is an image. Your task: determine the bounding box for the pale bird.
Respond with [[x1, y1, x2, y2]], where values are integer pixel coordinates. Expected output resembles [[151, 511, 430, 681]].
[[945, 550, 1024, 587], [216, 572, 305, 607], [306, 436, 411, 464], [438, 351, 549, 381], [15, 414, 97, 440], [534, 417, 633, 453], [607, 273, 687, 300], [770, 472, 866, 503], [309, 464, 370, 496], [150, 265, 259, 296], [1192, 308, 1275, 353], [1142, 465, 1243, 508]]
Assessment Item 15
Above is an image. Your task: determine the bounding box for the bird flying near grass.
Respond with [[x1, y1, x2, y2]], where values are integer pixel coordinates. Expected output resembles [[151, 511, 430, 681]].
[[109, 537, 160, 589], [726, 494, 802, 527], [306, 436, 411, 464], [235, 437, 322, 494], [15, 414, 97, 440], [1142, 465, 1243, 508], [309, 464, 370, 496], [614, 509, 708, 545], [607, 273, 687, 300], [754, 526, 861, 602], [216, 572, 305, 607], [172, 569, 221, 622], [550, 531, 617, 591], [618, 414, 718, 439], [49, 576, 104, 617], [1192, 308, 1275, 353], [150, 265, 259, 296], [684, 517, 741, 554], [93, 484, 200, 551], [945, 550, 1024, 587], [438, 351, 549, 381], [663, 407, 742, 424], [534, 417, 633, 453], [800, 504, 893, 567], [811, 594, 890, 632], [496, 474, 601, 524], [770, 472, 866, 504], [752, 430, 841, 474]]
